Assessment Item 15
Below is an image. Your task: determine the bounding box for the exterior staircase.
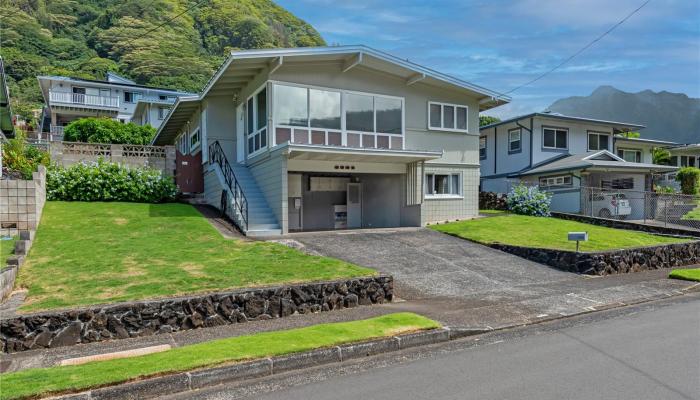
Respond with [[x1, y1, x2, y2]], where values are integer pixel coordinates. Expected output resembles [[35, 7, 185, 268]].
[[208, 141, 281, 237]]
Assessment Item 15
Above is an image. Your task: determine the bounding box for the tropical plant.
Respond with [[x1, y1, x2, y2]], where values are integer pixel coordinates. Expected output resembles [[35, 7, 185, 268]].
[[1, 130, 50, 179], [47, 160, 177, 202], [479, 115, 501, 127], [655, 185, 676, 194], [506, 184, 551, 217], [652, 147, 672, 165], [675, 167, 700, 195], [617, 131, 640, 138], [63, 118, 156, 144]]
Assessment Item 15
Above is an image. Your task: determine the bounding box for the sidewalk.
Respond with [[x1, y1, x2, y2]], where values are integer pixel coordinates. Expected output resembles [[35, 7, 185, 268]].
[[3, 267, 697, 374]]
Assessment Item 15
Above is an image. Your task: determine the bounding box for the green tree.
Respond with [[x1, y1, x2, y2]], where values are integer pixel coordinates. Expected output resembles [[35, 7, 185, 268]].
[[618, 131, 640, 138], [64, 118, 156, 145], [652, 147, 672, 165], [479, 115, 501, 127]]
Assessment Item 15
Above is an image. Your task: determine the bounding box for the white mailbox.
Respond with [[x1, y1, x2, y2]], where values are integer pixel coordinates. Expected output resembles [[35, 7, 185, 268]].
[[568, 232, 588, 242]]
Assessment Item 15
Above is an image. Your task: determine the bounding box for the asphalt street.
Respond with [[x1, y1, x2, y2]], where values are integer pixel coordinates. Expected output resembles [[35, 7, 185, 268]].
[[180, 296, 700, 400]]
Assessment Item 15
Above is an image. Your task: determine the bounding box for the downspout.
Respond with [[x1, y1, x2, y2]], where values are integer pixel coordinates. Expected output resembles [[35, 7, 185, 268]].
[[516, 118, 534, 168], [493, 126, 497, 174]]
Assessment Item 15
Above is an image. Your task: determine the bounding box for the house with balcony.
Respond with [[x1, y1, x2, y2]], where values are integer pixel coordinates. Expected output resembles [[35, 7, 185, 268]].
[[37, 73, 194, 139], [478, 112, 679, 217], [152, 45, 509, 236]]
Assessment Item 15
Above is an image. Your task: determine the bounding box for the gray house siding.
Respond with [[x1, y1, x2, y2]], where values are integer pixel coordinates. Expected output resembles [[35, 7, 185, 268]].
[[248, 152, 288, 233]]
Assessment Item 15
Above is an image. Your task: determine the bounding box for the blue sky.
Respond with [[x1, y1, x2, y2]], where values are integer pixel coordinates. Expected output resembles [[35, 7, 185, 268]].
[[276, 0, 700, 119]]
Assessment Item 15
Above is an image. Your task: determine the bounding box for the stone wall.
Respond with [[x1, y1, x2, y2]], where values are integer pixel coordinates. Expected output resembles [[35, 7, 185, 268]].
[[1, 231, 35, 301], [0, 165, 46, 236], [479, 191, 508, 211], [49, 142, 176, 177], [489, 241, 700, 275], [552, 212, 700, 238], [1, 276, 393, 353]]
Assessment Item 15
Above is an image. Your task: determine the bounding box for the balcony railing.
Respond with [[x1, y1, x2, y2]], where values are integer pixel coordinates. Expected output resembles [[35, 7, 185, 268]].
[[49, 90, 120, 108]]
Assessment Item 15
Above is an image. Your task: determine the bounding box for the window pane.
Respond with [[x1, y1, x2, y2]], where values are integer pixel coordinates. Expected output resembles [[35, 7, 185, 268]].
[[451, 174, 460, 195], [274, 84, 308, 127], [443, 105, 454, 129], [246, 98, 254, 134], [588, 133, 598, 150], [260, 128, 266, 147], [425, 174, 434, 194], [309, 89, 341, 129], [599, 134, 609, 150], [275, 127, 291, 144], [556, 130, 567, 148], [543, 129, 555, 148], [346, 93, 374, 132], [375, 97, 402, 134], [429, 104, 441, 128], [456, 107, 467, 130], [435, 174, 449, 194], [256, 89, 267, 129], [248, 137, 254, 153]]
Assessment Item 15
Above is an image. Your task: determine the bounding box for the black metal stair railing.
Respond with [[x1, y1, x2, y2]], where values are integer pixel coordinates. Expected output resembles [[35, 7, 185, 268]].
[[209, 141, 248, 232]]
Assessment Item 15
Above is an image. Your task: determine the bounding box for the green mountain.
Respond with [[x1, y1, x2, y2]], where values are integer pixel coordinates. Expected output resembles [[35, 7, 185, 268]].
[[1, 0, 325, 125]]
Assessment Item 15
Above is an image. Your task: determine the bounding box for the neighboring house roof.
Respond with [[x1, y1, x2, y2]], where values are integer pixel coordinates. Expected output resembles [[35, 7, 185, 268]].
[[613, 136, 679, 146], [37, 75, 194, 97], [509, 150, 677, 177], [480, 111, 644, 132], [0, 56, 13, 138], [106, 72, 136, 84], [153, 45, 510, 145], [667, 143, 700, 152]]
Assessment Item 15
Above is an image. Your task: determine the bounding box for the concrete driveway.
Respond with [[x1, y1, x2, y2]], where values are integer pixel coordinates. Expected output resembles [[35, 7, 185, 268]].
[[291, 228, 580, 301]]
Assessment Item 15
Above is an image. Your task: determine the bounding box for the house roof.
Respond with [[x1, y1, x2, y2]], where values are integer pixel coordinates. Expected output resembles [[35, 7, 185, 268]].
[[153, 45, 510, 146], [614, 136, 679, 146], [667, 143, 700, 152], [509, 150, 677, 177], [480, 112, 644, 132]]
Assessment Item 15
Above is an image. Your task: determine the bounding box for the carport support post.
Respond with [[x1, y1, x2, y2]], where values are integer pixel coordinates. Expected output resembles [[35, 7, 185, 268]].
[[664, 196, 668, 227]]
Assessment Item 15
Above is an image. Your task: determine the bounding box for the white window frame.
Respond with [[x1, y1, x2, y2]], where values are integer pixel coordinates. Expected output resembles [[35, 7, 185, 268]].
[[427, 101, 469, 133], [617, 148, 642, 163], [190, 128, 201, 153], [479, 136, 487, 160], [245, 83, 268, 159], [542, 126, 568, 150], [680, 155, 696, 167], [508, 128, 522, 153], [539, 174, 573, 188], [424, 172, 463, 199], [270, 80, 405, 149], [124, 91, 142, 103], [587, 131, 611, 151]]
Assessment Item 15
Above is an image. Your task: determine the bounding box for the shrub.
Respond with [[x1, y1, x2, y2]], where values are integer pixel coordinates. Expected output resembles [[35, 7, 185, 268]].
[[655, 185, 677, 194], [47, 160, 177, 203], [63, 118, 156, 145], [506, 184, 551, 217], [1, 130, 50, 179], [676, 167, 700, 195]]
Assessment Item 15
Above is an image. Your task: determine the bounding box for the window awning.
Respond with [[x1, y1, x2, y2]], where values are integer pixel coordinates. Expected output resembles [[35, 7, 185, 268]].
[[279, 143, 443, 164]]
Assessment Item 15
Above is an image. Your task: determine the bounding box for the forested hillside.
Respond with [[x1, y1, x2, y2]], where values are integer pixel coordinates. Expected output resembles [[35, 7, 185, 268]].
[[1, 0, 325, 124]]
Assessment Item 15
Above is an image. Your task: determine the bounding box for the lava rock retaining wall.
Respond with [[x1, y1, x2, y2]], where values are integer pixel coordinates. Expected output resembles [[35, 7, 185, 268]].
[[1, 276, 393, 353], [489, 241, 700, 275], [551, 212, 700, 238]]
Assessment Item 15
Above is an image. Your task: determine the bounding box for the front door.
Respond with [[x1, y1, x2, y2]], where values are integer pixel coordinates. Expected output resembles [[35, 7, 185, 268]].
[[176, 151, 204, 193], [347, 183, 362, 228]]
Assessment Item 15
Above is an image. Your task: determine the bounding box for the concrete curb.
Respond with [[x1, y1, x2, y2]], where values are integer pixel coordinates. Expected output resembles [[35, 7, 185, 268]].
[[50, 327, 459, 400]]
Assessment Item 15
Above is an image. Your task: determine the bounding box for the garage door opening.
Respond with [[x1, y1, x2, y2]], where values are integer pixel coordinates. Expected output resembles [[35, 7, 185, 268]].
[[287, 172, 418, 232]]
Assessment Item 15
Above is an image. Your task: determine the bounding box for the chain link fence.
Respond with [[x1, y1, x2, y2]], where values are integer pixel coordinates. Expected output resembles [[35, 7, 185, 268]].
[[573, 187, 700, 231]]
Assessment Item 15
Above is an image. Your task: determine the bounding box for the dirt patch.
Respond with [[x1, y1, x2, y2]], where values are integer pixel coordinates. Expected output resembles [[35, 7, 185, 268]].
[[123, 257, 146, 277], [113, 218, 128, 226], [180, 262, 207, 278]]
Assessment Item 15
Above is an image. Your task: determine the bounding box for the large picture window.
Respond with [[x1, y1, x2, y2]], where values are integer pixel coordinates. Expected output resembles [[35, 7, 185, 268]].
[[617, 149, 641, 163], [245, 86, 267, 157], [542, 127, 568, 150], [272, 82, 404, 150], [588, 131, 610, 151], [428, 102, 468, 132], [425, 173, 462, 197]]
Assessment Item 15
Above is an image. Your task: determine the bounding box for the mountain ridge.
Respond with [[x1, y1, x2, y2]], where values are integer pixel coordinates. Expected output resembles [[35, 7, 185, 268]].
[[547, 86, 700, 144]]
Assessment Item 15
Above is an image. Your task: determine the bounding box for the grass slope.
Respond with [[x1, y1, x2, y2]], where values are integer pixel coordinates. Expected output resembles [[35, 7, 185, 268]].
[[1, 236, 16, 260], [668, 269, 700, 282], [431, 214, 690, 251], [18, 202, 373, 312], [0, 313, 439, 400]]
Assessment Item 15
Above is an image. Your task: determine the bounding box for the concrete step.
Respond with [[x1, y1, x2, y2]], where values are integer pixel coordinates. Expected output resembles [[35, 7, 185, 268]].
[[246, 228, 283, 237]]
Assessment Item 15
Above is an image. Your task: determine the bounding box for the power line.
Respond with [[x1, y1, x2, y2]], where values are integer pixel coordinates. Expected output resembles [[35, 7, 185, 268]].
[[500, 0, 652, 96]]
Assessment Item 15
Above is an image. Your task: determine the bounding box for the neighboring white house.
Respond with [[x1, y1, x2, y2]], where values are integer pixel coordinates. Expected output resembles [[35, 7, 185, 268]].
[[37, 72, 194, 138], [152, 45, 509, 236], [478, 112, 678, 216]]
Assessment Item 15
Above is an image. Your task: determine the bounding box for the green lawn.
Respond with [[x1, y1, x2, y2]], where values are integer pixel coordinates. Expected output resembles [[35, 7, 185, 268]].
[[669, 268, 700, 282], [431, 214, 691, 252], [17, 202, 374, 312], [681, 201, 700, 220], [0, 313, 439, 400], [1, 236, 16, 260], [479, 209, 509, 215]]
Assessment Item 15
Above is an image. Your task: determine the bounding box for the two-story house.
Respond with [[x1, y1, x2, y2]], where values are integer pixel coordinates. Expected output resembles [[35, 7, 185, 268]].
[[37, 72, 194, 139], [151, 46, 509, 236], [479, 112, 677, 216]]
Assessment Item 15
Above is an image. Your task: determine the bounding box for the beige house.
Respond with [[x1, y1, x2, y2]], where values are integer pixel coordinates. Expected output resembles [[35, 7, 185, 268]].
[[152, 46, 508, 236]]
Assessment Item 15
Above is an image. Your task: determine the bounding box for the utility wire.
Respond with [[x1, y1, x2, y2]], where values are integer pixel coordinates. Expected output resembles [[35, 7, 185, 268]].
[[499, 0, 652, 97]]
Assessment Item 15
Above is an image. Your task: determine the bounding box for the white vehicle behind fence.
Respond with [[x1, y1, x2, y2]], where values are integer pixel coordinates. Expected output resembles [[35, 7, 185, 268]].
[[591, 192, 632, 219]]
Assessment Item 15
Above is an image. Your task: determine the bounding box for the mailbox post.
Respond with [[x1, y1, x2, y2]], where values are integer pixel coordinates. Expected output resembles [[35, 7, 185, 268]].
[[568, 232, 588, 252]]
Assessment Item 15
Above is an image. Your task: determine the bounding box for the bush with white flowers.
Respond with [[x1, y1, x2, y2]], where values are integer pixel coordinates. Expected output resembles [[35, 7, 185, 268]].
[[47, 160, 177, 203], [506, 184, 551, 217]]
